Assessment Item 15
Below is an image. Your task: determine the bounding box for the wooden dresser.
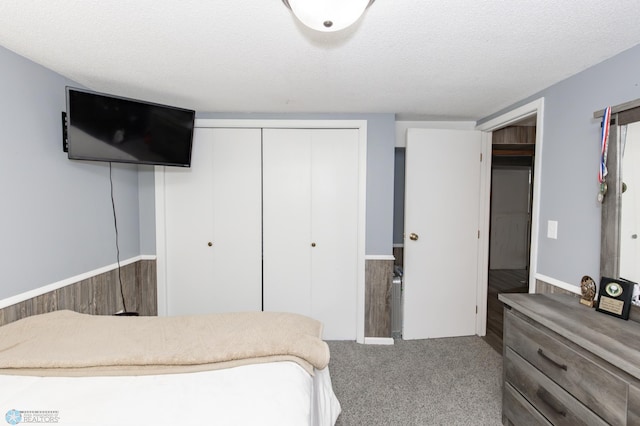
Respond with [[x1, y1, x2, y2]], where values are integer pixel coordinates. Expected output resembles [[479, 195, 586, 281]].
[[498, 293, 640, 425]]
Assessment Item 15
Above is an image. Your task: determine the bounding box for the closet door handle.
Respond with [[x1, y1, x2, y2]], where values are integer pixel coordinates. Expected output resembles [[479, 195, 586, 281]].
[[537, 348, 567, 371], [311, 242, 316, 247], [409, 233, 419, 241]]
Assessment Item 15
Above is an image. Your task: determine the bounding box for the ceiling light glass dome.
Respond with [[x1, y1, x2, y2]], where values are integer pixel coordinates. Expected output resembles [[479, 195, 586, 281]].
[[283, 0, 374, 32]]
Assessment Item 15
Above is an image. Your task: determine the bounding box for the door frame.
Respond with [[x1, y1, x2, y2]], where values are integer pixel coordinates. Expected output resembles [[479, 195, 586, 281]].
[[475, 98, 545, 336], [154, 119, 368, 343]]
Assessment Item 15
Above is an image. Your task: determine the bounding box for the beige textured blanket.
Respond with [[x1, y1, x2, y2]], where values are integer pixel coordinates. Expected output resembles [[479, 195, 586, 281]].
[[0, 310, 329, 377]]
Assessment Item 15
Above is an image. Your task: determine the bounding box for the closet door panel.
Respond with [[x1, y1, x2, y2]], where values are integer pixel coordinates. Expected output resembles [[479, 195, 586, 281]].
[[310, 129, 359, 339], [263, 129, 313, 316], [209, 128, 263, 312], [165, 130, 215, 315], [263, 128, 359, 339], [165, 128, 262, 315]]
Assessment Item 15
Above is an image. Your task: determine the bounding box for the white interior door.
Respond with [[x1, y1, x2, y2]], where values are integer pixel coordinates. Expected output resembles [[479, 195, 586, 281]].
[[403, 128, 482, 340], [164, 128, 262, 315], [263, 128, 359, 339]]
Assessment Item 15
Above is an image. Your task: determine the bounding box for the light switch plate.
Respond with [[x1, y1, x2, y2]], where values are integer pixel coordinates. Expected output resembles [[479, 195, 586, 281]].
[[547, 220, 558, 239]]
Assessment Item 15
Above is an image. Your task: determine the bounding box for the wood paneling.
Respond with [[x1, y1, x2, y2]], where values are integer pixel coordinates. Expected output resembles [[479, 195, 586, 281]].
[[365, 259, 393, 337], [137, 259, 158, 317], [492, 126, 536, 145], [0, 259, 157, 327]]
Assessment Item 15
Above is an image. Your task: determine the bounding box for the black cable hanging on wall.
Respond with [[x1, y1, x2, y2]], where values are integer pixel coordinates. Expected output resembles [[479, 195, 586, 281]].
[[109, 162, 137, 316]]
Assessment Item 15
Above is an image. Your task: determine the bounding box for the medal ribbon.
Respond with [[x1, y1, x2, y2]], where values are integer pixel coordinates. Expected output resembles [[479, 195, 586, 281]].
[[599, 106, 611, 184]]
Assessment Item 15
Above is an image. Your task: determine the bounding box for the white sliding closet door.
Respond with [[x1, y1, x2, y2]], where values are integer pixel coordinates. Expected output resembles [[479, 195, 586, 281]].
[[164, 128, 262, 315], [263, 128, 359, 340], [263, 131, 313, 316]]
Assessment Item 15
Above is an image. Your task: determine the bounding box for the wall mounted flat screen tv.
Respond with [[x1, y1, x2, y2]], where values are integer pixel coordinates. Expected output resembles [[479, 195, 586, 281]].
[[65, 87, 195, 167]]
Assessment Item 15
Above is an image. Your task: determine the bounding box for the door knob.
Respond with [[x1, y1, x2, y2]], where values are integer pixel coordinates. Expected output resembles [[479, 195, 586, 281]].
[[409, 233, 419, 241], [311, 242, 317, 247], [207, 242, 213, 247]]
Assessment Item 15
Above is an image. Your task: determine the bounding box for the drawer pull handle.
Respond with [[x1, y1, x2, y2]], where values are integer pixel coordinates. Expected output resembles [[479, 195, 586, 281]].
[[536, 388, 567, 417], [537, 348, 568, 371]]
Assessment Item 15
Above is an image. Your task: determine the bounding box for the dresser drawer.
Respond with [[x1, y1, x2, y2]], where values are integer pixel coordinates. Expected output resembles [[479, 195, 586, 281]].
[[505, 347, 608, 425], [504, 309, 627, 425], [629, 385, 640, 425], [503, 382, 552, 426]]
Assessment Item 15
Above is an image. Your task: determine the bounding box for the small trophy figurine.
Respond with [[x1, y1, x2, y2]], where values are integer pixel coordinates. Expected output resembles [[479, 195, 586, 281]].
[[580, 275, 596, 307]]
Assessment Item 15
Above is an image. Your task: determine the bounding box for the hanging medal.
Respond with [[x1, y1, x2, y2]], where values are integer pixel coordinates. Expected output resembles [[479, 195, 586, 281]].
[[598, 106, 611, 203]]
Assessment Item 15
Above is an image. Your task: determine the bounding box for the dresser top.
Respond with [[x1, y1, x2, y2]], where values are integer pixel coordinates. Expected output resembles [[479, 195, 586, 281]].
[[499, 293, 640, 380]]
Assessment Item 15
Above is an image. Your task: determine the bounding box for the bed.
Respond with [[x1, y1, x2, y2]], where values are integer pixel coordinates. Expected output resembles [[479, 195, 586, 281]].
[[0, 310, 341, 425]]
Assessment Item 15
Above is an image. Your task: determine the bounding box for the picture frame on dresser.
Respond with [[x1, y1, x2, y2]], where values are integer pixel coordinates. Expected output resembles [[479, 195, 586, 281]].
[[596, 277, 634, 320]]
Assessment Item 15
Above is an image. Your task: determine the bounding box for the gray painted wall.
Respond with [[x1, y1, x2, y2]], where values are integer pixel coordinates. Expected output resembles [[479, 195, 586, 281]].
[[479, 43, 640, 288], [138, 165, 156, 254], [11, 37, 638, 300], [0, 46, 142, 300], [0, 40, 395, 303]]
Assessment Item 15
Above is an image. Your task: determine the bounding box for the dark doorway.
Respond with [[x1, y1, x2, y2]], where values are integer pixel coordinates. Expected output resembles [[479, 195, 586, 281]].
[[484, 119, 536, 353]]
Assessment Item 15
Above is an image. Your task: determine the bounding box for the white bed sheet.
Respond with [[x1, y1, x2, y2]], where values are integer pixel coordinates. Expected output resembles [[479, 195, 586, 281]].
[[0, 361, 341, 426]]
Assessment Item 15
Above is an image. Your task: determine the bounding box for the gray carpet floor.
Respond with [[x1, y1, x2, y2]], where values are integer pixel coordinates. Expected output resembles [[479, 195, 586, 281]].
[[326, 337, 503, 426]]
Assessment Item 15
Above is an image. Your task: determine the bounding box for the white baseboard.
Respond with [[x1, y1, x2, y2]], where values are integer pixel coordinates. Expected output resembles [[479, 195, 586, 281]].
[[364, 337, 395, 345], [0, 255, 157, 310], [534, 273, 580, 295]]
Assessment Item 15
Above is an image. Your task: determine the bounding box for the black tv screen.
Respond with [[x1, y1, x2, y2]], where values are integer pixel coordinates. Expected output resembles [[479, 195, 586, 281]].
[[65, 87, 195, 167]]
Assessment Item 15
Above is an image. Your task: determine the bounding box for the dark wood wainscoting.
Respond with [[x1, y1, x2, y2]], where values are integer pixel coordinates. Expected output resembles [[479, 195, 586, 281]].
[[0, 259, 157, 327], [365, 258, 394, 337]]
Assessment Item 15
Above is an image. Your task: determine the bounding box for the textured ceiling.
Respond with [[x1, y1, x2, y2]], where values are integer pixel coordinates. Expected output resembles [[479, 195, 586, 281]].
[[1, 1, 639, 120]]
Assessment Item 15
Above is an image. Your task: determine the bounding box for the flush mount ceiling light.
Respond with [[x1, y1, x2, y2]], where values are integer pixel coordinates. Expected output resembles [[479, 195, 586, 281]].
[[282, 0, 375, 32]]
